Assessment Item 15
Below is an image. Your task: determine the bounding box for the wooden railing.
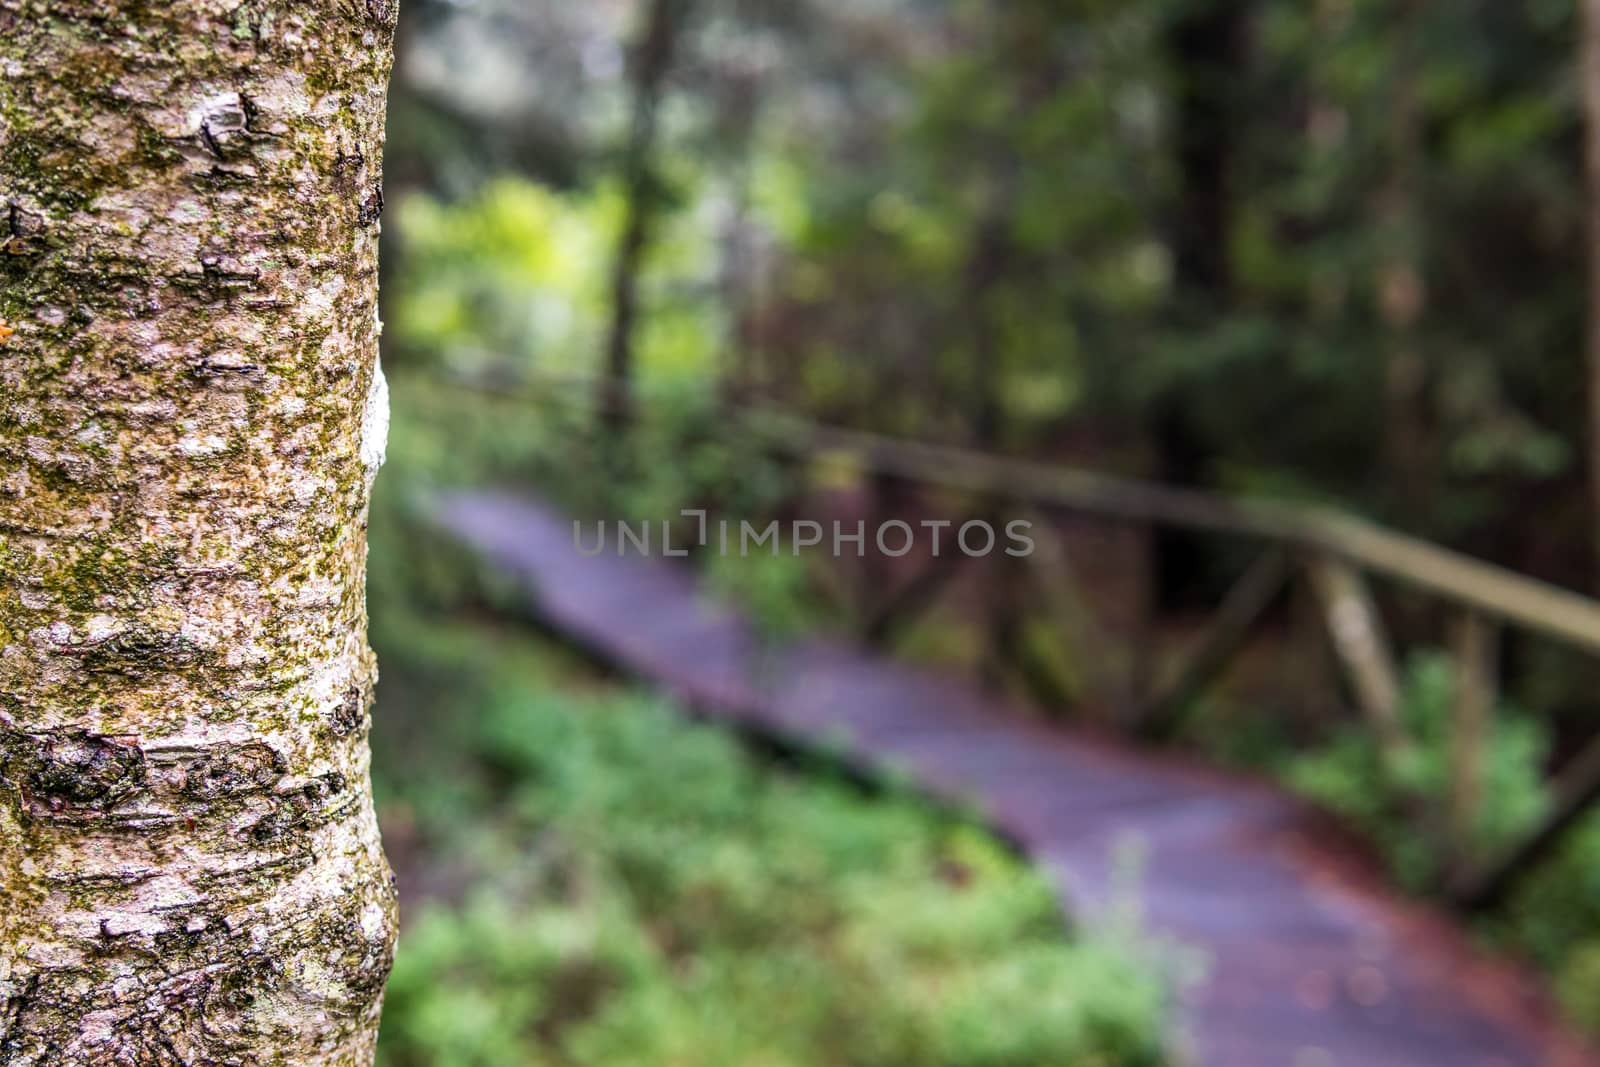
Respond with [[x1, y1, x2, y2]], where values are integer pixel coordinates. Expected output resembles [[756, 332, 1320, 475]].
[[422, 370, 1600, 909]]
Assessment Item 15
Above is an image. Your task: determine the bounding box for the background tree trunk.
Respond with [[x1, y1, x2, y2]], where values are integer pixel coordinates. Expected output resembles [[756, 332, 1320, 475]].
[[602, 0, 694, 424], [1378, 0, 1430, 532], [1155, 0, 1244, 610], [1586, 0, 1600, 592], [0, 3, 400, 1063]]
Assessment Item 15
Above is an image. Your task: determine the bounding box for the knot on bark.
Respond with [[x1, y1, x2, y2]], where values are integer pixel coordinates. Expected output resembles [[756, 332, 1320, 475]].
[[358, 183, 385, 227], [1, 197, 48, 264], [175, 255, 263, 301], [186, 92, 271, 163], [241, 771, 349, 843], [328, 686, 368, 738], [192, 351, 266, 390], [0, 726, 147, 814], [332, 142, 366, 191], [179, 742, 288, 802], [73, 625, 210, 677]]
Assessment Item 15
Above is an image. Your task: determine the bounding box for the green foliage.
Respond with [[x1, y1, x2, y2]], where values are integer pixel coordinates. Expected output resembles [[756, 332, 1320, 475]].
[[1285, 652, 1549, 891], [389, 175, 726, 386], [601, 392, 794, 523], [1488, 816, 1600, 1036], [389, 179, 611, 377], [372, 623, 1172, 1067], [1556, 941, 1600, 1035], [702, 547, 826, 642]]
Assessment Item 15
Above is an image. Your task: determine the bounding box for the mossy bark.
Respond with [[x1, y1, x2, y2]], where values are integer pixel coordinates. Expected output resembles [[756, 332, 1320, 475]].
[[0, 3, 400, 1063]]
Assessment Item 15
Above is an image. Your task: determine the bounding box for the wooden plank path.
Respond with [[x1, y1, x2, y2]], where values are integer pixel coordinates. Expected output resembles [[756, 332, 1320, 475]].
[[435, 491, 1589, 1067]]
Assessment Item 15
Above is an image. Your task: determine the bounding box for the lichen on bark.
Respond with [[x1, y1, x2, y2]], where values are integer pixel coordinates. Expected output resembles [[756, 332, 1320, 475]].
[[0, 3, 400, 1064]]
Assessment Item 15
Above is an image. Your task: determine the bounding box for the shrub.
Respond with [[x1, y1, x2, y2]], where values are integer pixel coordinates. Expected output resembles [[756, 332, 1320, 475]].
[[374, 623, 1171, 1066]]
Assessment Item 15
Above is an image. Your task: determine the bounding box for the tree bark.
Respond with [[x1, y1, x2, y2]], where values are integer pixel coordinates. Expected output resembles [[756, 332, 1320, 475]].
[[0, 3, 400, 1064]]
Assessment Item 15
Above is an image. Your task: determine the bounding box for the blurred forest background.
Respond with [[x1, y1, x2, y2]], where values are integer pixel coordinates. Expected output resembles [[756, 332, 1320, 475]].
[[366, 1, 1600, 1062]]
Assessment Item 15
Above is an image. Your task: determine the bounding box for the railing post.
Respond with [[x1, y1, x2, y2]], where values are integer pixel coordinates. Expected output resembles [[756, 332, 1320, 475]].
[[1021, 510, 1127, 713], [1140, 548, 1291, 740], [1447, 610, 1499, 876], [860, 533, 977, 648], [1306, 554, 1415, 777]]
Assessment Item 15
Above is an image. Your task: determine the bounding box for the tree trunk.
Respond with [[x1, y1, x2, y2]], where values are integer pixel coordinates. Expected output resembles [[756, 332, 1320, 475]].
[[1168, 0, 1241, 303], [0, 3, 400, 1064], [602, 0, 693, 422], [1156, 0, 1244, 609], [1585, 0, 1600, 591], [1377, 0, 1430, 530]]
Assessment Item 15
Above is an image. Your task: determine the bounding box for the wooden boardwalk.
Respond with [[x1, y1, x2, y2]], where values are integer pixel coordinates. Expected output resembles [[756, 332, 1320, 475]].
[[436, 491, 1588, 1067]]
